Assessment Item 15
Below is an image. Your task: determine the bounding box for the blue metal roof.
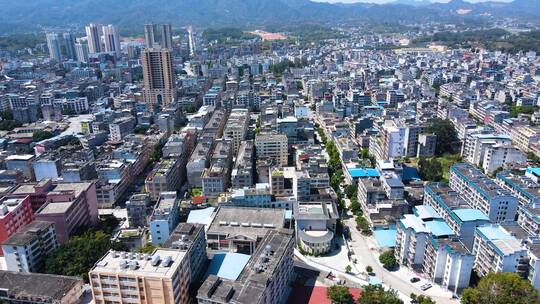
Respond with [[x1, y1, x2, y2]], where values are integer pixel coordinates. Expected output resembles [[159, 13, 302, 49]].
[[453, 209, 489, 222], [348, 168, 380, 178], [414, 205, 441, 220], [526, 168, 540, 177], [205, 253, 250, 280], [373, 228, 397, 248], [425, 220, 454, 237]]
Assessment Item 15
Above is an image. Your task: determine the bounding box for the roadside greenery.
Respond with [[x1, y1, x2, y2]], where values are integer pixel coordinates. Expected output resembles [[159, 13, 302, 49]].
[[379, 250, 397, 270], [410, 293, 436, 304]]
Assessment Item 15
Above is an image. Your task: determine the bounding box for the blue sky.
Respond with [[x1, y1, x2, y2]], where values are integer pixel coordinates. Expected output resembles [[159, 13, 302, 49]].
[[313, 0, 512, 3]]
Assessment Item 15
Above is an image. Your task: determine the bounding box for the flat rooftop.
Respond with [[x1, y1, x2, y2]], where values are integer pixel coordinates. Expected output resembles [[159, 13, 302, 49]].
[[0, 271, 82, 301], [451, 164, 513, 199], [207, 207, 285, 240], [476, 224, 524, 256], [90, 249, 186, 279], [2, 221, 54, 246], [38, 201, 73, 214]]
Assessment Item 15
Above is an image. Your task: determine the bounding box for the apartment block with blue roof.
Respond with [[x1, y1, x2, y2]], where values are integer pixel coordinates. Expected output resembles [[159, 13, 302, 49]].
[[497, 170, 540, 237], [395, 207, 474, 294], [449, 163, 518, 223], [424, 183, 490, 250], [472, 224, 528, 278]]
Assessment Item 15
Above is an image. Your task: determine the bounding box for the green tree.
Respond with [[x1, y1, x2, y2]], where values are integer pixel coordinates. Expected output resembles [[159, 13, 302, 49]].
[[358, 285, 403, 304], [0, 119, 21, 131], [366, 265, 373, 273], [345, 184, 358, 199], [345, 265, 352, 273], [461, 272, 540, 304], [379, 250, 397, 270], [425, 119, 458, 156], [511, 105, 536, 118], [44, 231, 126, 281], [349, 198, 362, 215], [355, 215, 371, 235], [327, 285, 353, 304], [32, 130, 54, 142], [418, 158, 444, 182], [411, 293, 436, 304], [150, 142, 164, 162]]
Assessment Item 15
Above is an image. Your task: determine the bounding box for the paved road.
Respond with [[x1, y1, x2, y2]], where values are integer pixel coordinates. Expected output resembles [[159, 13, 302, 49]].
[[344, 216, 458, 304]]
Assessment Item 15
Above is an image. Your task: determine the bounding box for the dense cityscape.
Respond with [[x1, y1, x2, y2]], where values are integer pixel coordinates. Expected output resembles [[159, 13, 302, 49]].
[[1, 1, 540, 304]]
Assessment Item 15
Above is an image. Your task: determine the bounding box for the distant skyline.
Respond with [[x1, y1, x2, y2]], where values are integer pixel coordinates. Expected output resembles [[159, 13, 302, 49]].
[[313, 0, 513, 3]]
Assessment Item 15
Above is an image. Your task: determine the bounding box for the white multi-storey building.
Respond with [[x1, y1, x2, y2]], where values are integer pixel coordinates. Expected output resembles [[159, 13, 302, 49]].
[[472, 224, 528, 278], [149, 192, 179, 245], [450, 163, 518, 223], [2, 221, 58, 273]]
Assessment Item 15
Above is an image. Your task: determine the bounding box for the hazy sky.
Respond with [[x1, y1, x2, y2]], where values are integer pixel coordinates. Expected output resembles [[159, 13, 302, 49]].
[[312, 0, 513, 3]]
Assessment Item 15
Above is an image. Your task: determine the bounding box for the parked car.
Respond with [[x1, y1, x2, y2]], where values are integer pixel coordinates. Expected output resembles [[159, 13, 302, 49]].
[[420, 283, 432, 291], [410, 277, 420, 283]]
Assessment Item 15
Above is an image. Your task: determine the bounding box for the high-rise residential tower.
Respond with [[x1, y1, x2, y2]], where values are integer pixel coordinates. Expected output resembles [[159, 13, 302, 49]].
[[62, 32, 77, 61], [85, 23, 101, 53], [102, 24, 121, 57], [144, 23, 158, 48], [75, 43, 89, 63], [46, 33, 62, 62], [160, 24, 173, 49], [144, 23, 173, 49], [142, 48, 175, 111]]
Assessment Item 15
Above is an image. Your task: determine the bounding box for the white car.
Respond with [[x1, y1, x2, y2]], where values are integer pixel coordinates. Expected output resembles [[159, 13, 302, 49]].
[[420, 283, 432, 291]]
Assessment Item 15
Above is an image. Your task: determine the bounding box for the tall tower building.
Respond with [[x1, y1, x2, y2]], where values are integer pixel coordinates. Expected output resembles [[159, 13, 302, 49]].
[[46, 33, 62, 62], [144, 23, 158, 48], [102, 24, 121, 57], [85, 23, 101, 54], [160, 24, 173, 49], [63, 32, 77, 61], [144, 23, 173, 49], [142, 48, 175, 111], [75, 43, 89, 63]]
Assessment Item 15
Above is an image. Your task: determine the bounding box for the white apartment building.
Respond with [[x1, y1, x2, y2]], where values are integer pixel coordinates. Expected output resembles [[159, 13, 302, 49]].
[[510, 125, 540, 153], [2, 221, 58, 273], [472, 224, 528, 278], [369, 119, 406, 162], [423, 237, 474, 294], [255, 133, 288, 167], [396, 206, 474, 294], [449, 163, 518, 223], [482, 143, 526, 174], [461, 132, 511, 165], [149, 192, 179, 245]]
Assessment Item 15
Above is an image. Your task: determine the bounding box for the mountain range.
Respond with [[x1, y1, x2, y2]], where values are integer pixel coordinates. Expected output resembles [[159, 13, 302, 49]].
[[0, 0, 538, 34]]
